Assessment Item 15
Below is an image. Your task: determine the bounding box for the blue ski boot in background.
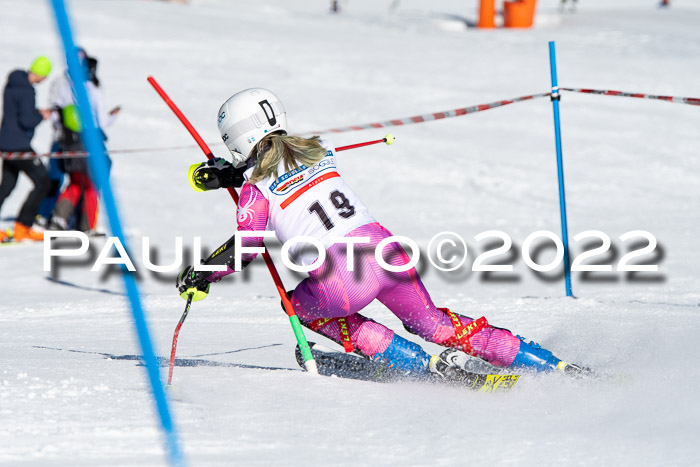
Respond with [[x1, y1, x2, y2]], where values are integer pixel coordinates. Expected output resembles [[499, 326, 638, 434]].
[[510, 336, 592, 377]]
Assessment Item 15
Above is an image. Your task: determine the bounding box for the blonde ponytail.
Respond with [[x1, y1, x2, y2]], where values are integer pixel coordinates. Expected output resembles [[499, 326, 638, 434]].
[[248, 135, 327, 184]]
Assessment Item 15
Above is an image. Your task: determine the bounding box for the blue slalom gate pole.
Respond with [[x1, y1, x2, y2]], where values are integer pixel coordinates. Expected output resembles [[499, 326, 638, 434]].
[[49, 1, 185, 465], [548, 41, 574, 297]]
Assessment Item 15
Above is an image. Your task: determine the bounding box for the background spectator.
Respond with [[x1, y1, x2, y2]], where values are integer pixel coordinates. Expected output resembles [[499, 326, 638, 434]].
[[0, 56, 53, 242]]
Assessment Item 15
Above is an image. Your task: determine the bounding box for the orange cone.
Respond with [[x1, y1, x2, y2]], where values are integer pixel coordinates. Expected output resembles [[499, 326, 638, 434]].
[[478, 0, 496, 28], [504, 0, 538, 28]]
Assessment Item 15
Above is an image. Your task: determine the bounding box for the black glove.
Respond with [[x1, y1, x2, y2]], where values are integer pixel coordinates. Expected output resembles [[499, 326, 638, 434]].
[[188, 157, 246, 191], [176, 265, 211, 301]]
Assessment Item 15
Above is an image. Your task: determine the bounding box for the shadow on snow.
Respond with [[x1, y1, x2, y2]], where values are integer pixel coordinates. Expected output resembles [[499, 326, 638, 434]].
[[33, 343, 298, 372]]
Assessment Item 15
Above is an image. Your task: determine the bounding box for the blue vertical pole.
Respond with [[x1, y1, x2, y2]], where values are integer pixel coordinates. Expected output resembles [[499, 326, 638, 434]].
[[548, 41, 573, 297], [48, 1, 185, 465]]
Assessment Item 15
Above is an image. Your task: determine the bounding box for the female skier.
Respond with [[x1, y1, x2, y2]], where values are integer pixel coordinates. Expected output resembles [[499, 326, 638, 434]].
[[176, 88, 587, 378]]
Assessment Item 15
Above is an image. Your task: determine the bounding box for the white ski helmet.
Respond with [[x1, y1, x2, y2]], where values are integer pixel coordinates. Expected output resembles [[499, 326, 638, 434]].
[[217, 88, 287, 166]]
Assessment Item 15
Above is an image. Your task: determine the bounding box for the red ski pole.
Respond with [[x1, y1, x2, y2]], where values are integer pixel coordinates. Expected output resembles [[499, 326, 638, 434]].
[[167, 293, 192, 386], [335, 134, 394, 152], [148, 76, 318, 375]]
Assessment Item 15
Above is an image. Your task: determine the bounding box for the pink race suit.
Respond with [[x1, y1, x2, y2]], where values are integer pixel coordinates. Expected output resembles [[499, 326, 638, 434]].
[[206, 182, 521, 367]]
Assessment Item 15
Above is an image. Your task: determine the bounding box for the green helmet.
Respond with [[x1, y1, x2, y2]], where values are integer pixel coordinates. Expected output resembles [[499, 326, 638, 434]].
[[30, 56, 52, 77], [62, 105, 82, 132]]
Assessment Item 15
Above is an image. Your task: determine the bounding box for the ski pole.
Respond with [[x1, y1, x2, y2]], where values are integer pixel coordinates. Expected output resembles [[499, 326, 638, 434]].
[[335, 134, 394, 152], [167, 293, 193, 386], [147, 76, 318, 374]]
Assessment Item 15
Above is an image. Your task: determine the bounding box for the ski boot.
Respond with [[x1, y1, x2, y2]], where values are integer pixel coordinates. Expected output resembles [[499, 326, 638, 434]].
[[510, 336, 593, 377], [48, 216, 69, 231], [371, 334, 431, 375], [13, 222, 43, 241], [370, 335, 496, 385]]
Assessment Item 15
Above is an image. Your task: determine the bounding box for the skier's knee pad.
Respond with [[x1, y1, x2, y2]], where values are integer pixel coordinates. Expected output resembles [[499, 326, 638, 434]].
[[510, 337, 564, 372], [372, 334, 430, 374]]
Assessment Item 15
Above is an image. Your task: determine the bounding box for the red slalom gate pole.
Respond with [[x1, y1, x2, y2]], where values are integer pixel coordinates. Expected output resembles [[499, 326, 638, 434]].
[[147, 76, 318, 375], [336, 134, 394, 152]]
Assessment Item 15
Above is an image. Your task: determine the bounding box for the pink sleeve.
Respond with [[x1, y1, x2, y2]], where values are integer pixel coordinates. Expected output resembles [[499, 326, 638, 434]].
[[237, 182, 269, 232], [237, 182, 270, 263], [205, 183, 269, 282]]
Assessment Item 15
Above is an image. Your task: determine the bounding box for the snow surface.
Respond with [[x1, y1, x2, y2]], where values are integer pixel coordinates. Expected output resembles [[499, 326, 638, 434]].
[[1, 0, 699, 465]]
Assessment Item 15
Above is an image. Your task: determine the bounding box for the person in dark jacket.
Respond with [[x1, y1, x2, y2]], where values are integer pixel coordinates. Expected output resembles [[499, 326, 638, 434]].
[[0, 56, 53, 242]]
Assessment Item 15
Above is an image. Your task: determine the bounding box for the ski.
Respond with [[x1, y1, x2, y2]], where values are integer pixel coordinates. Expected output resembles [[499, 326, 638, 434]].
[[295, 342, 520, 393]]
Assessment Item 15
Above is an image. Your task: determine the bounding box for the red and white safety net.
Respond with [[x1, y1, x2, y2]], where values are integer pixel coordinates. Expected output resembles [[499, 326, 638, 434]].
[[11, 87, 692, 158], [308, 92, 551, 134], [2, 93, 550, 158], [560, 87, 700, 106]]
